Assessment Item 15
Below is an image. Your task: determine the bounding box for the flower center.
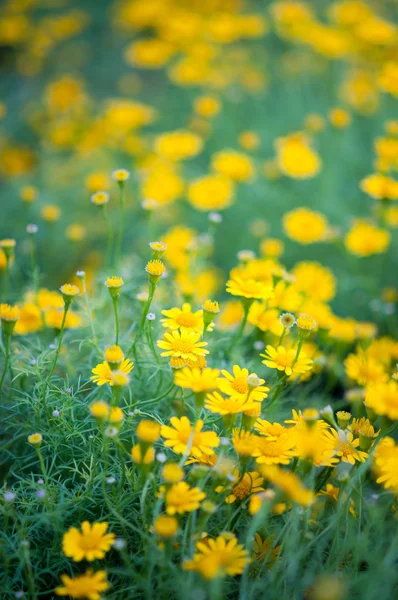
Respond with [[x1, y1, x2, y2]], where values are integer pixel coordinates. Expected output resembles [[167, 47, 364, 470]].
[[231, 377, 249, 395], [173, 340, 194, 354], [177, 313, 198, 328], [233, 478, 251, 500]]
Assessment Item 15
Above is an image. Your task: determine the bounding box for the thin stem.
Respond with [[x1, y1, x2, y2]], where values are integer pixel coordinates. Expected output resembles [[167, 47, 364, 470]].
[[146, 320, 160, 364], [3, 258, 10, 302], [102, 205, 113, 268], [227, 300, 251, 354], [82, 276, 97, 343], [112, 297, 120, 345], [42, 303, 70, 413], [115, 182, 125, 268], [29, 236, 39, 300], [128, 283, 156, 355], [0, 333, 11, 397]]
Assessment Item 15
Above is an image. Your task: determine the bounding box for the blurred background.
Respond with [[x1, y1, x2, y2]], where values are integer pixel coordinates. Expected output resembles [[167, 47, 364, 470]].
[[0, 0, 397, 327]]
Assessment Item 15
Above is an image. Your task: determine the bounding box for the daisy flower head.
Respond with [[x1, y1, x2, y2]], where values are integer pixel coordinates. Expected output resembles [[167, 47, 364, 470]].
[[149, 240, 167, 259], [55, 569, 109, 599], [165, 481, 206, 515], [324, 429, 368, 465], [62, 521, 115, 562], [296, 313, 317, 337], [146, 259, 166, 283], [226, 277, 273, 301], [280, 312, 296, 329], [0, 303, 20, 323], [157, 330, 209, 363], [161, 416, 219, 458], [154, 515, 179, 538], [90, 191, 109, 206], [174, 367, 220, 393], [136, 419, 161, 443], [105, 276, 124, 299], [261, 345, 313, 377], [161, 303, 204, 333], [218, 365, 269, 402], [28, 433, 42, 447], [89, 401, 110, 421], [112, 168, 130, 183], [91, 358, 134, 386], [59, 283, 80, 303], [104, 344, 124, 368], [205, 391, 259, 416], [183, 534, 250, 579]]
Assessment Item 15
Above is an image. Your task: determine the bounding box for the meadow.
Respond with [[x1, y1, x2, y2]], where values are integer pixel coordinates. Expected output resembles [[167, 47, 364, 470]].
[[0, 0, 398, 599]]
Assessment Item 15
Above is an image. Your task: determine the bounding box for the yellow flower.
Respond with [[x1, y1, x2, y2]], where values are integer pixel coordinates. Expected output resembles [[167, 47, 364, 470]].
[[41, 204, 61, 222], [344, 353, 387, 386], [131, 444, 155, 464], [165, 481, 206, 515], [292, 261, 336, 303], [161, 416, 219, 458], [205, 391, 259, 416], [44, 308, 81, 330], [188, 174, 234, 211], [275, 133, 321, 179], [239, 131, 260, 150], [154, 515, 179, 538], [161, 463, 184, 484], [226, 277, 273, 300], [105, 276, 124, 288], [193, 95, 221, 118], [146, 260, 165, 279], [104, 345, 124, 365], [59, 284, 80, 298], [91, 358, 134, 386], [373, 437, 398, 493], [136, 419, 161, 443], [365, 381, 398, 421], [329, 107, 351, 128], [55, 569, 109, 599], [28, 433, 42, 447], [89, 401, 110, 421], [62, 521, 115, 562], [14, 303, 42, 335], [112, 168, 130, 182], [261, 345, 313, 376], [125, 38, 175, 69], [283, 207, 328, 244], [296, 313, 317, 333], [183, 534, 250, 579], [154, 130, 203, 162], [324, 429, 368, 464], [157, 330, 208, 363], [0, 303, 20, 322], [260, 465, 314, 506], [252, 434, 295, 466], [211, 150, 254, 182], [224, 469, 265, 504], [161, 303, 204, 333], [90, 191, 109, 206], [175, 368, 220, 393], [345, 220, 390, 257], [20, 185, 38, 202], [378, 61, 398, 98], [109, 406, 124, 424], [218, 365, 269, 402], [360, 174, 398, 201]]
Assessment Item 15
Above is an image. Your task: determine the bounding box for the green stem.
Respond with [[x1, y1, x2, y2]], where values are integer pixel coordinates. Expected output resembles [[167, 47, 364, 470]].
[[115, 182, 125, 268], [42, 303, 70, 413], [0, 333, 11, 397], [102, 205, 113, 268], [3, 258, 10, 302], [112, 297, 120, 345], [82, 276, 97, 344], [146, 320, 160, 364], [227, 300, 251, 354], [128, 282, 156, 355]]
